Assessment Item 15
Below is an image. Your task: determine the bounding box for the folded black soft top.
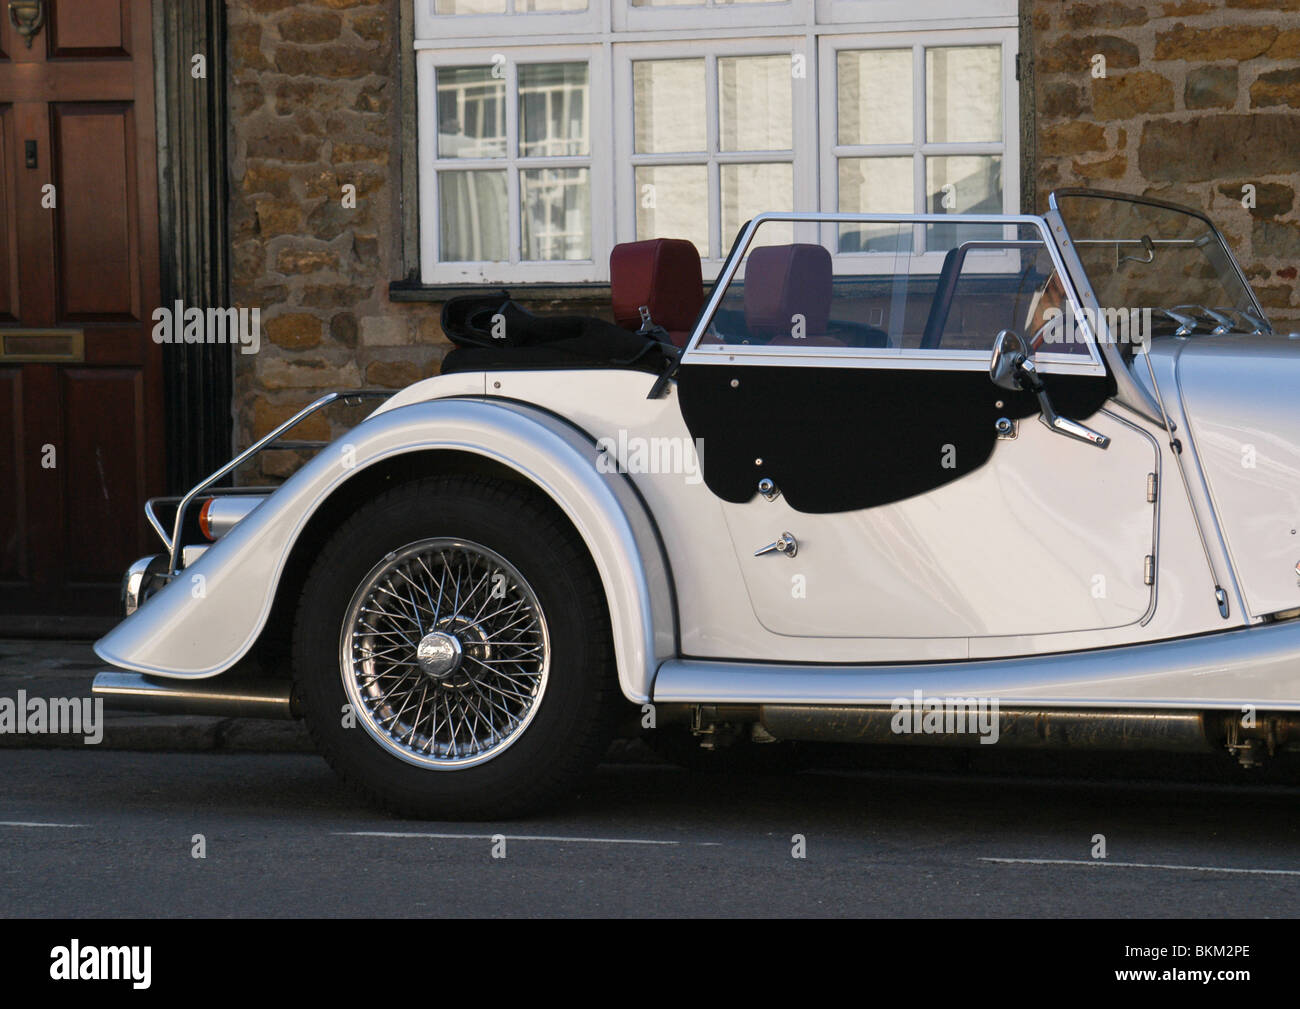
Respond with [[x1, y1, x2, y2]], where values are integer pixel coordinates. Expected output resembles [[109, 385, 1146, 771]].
[[439, 291, 676, 375]]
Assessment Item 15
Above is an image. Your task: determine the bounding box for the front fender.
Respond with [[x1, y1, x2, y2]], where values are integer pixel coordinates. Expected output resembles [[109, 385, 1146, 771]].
[[93, 398, 677, 703]]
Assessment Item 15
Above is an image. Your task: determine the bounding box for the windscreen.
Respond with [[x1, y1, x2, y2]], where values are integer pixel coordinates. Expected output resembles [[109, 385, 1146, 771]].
[[1053, 192, 1270, 340]]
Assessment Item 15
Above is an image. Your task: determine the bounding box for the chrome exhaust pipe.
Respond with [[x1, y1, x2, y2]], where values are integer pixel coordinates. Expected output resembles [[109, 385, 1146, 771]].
[[93, 671, 297, 720], [758, 705, 1219, 752]]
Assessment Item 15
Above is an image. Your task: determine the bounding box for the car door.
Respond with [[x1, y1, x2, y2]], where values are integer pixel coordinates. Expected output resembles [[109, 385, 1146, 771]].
[[676, 215, 1158, 646]]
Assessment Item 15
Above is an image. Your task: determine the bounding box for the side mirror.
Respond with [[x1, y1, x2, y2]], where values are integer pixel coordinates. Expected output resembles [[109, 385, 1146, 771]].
[[989, 329, 1028, 391], [987, 329, 1111, 450]]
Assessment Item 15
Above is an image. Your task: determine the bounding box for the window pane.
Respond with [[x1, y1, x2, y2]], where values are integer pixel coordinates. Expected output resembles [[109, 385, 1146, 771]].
[[926, 46, 1001, 143], [705, 220, 891, 348], [837, 157, 913, 252], [635, 165, 707, 256], [837, 50, 912, 145], [721, 162, 793, 250], [440, 171, 509, 261], [521, 168, 591, 260], [903, 225, 1046, 352], [719, 55, 792, 152], [518, 0, 587, 9], [925, 155, 1003, 247], [435, 0, 506, 12], [634, 59, 706, 153], [519, 63, 589, 157], [438, 67, 506, 158]]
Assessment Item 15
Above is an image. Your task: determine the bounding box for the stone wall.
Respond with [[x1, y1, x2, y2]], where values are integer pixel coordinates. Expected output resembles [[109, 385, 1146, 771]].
[[1031, 0, 1300, 327], [228, 0, 420, 476], [227, 0, 610, 477]]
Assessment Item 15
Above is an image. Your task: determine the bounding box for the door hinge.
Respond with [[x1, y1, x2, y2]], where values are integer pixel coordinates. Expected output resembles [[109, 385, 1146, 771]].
[[1144, 554, 1155, 586], [1146, 472, 1158, 503]]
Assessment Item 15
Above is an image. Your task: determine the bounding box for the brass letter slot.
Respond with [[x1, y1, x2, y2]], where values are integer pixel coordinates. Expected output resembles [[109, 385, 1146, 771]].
[[0, 329, 85, 362]]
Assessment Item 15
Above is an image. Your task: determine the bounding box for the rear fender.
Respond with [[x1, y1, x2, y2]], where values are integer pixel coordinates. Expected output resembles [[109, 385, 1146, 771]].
[[93, 398, 677, 703]]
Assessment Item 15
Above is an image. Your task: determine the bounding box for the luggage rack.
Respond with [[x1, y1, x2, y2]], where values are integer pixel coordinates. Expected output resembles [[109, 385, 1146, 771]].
[[147, 390, 393, 576]]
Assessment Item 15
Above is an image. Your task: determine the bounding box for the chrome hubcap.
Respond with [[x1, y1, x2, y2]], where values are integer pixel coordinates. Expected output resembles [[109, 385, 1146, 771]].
[[416, 631, 463, 681], [339, 538, 550, 770]]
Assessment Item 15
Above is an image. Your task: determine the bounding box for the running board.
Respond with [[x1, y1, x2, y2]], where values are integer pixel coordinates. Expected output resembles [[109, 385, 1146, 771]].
[[92, 671, 297, 720], [651, 619, 1300, 711]]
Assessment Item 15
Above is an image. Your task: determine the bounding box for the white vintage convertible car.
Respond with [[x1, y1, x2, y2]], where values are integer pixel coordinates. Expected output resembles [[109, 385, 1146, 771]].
[[94, 190, 1300, 817]]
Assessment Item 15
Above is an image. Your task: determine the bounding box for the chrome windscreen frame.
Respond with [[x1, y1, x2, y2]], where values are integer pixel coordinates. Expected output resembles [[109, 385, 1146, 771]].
[[680, 210, 1109, 376], [149, 389, 393, 577]]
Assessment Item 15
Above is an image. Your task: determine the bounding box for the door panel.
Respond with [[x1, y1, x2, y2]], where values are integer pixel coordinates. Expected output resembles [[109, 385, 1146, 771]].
[[0, 105, 15, 321], [48, 0, 131, 59], [60, 368, 145, 583], [0, 0, 162, 622], [0, 368, 23, 581], [721, 410, 1157, 643], [53, 103, 138, 320]]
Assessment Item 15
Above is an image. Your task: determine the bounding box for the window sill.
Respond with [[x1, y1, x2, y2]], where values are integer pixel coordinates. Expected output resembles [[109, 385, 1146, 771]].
[[389, 279, 613, 304]]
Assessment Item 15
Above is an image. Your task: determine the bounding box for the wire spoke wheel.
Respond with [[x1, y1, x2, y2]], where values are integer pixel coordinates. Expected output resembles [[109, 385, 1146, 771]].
[[339, 537, 551, 769]]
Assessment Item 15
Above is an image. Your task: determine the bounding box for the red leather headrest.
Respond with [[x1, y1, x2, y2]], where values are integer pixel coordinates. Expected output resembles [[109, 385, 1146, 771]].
[[743, 244, 833, 339], [610, 239, 704, 336]]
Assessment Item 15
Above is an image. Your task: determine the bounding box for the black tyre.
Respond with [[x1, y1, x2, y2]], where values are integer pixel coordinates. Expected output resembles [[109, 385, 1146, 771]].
[[293, 474, 617, 819]]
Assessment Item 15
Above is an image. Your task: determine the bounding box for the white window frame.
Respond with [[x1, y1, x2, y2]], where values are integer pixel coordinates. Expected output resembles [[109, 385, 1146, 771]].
[[415, 0, 600, 41], [417, 45, 612, 283], [818, 27, 1020, 274], [614, 0, 813, 33], [413, 1, 1021, 286], [612, 37, 818, 270]]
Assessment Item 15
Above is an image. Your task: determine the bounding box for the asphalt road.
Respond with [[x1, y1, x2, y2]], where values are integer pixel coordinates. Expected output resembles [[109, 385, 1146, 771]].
[[1, 748, 1298, 917]]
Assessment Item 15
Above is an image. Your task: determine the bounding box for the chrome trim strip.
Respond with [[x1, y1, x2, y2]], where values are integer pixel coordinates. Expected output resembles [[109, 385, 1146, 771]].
[[1102, 407, 1162, 628], [652, 618, 1300, 710], [92, 670, 295, 720]]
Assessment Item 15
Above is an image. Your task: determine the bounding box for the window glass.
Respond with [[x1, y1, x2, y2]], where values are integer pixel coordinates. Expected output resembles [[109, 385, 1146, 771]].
[[837, 156, 912, 251], [440, 171, 509, 261], [925, 155, 1003, 246], [833, 42, 1006, 257], [436, 0, 507, 12], [634, 59, 707, 153], [519, 63, 589, 157], [722, 164, 794, 249], [700, 220, 1074, 357], [438, 67, 506, 158], [926, 46, 1001, 143], [635, 165, 709, 255], [719, 55, 793, 152], [837, 49, 912, 145], [521, 168, 592, 260]]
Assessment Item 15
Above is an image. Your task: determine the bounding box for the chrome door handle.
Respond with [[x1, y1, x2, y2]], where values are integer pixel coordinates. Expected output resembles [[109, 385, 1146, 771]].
[[755, 532, 798, 558]]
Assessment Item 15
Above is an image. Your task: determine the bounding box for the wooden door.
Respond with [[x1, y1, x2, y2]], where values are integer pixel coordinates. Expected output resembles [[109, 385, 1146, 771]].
[[0, 0, 163, 625]]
